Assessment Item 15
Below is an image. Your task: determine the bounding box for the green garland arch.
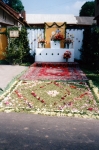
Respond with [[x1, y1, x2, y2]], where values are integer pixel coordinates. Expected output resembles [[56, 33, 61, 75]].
[[45, 22, 66, 28]]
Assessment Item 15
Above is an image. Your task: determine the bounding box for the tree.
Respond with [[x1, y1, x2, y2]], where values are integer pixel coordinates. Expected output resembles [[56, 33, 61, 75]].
[[80, 25, 99, 71], [79, 1, 95, 16], [2, 0, 24, 13]]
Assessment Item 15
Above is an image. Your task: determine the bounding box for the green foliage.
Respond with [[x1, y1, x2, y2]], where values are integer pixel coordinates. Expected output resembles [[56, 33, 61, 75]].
[[81, 68, 99, 103], [4, 27, 33, 65], [80, 27, 91, 65], [2, 0, 24, 13], [1, 0, 9, 4], [80, 25, 99, 71], [79, 1, 95, 16]]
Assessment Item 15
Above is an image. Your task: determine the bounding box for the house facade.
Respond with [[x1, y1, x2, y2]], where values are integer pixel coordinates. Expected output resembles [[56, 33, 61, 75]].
[[95, 0, 99, 25], [0, 0, 28, 27], [0, 0, 29, 60]]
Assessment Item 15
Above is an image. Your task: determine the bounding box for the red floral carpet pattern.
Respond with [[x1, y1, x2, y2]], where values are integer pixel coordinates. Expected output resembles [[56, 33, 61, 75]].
[[20, 62, 88, 81]]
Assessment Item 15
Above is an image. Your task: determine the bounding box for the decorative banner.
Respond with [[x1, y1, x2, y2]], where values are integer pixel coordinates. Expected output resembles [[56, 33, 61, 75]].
[[45, 22, 66, 48]]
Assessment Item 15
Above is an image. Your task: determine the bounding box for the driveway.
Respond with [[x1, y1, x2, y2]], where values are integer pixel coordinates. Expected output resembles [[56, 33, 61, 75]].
[[0, 65, 28, 90]]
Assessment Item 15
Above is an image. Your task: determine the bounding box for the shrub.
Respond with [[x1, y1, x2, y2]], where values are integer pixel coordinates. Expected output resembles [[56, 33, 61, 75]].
[[80, 25, 99, 71], [4, 27, 33, 65]]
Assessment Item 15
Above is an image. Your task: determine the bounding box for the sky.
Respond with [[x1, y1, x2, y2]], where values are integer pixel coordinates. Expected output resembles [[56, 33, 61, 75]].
[[21, 0, 94, 16]]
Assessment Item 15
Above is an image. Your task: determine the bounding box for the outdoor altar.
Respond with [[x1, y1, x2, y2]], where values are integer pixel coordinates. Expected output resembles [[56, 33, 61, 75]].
[[35, 48, 74, 62], [35, 27, 74, 63]]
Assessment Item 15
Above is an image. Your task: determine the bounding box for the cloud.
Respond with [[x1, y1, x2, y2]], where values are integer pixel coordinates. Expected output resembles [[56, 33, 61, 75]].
[[73, 1, 86, 9], [64, 0, 86, 15]]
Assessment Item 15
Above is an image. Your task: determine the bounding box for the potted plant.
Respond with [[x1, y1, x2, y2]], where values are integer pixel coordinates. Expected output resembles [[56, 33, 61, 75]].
[[63, 51, 71, 62]]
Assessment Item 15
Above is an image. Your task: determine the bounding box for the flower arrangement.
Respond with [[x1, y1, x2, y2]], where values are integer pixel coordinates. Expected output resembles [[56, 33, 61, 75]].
[[51, 33, 64, 41], [63, 51, 71, 59], [38, 39, 47, 48], [38, 39, 46, 44], [64, 38, 73, 44]]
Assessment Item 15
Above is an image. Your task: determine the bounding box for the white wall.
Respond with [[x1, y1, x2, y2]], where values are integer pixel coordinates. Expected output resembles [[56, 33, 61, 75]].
[[35, 48, 74, 62], [27, 28, 44, 55], [66, 29, 84, 60]]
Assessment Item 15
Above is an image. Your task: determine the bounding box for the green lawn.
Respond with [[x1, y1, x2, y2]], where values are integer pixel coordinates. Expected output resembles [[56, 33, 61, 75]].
[[82, 68, 99, 88]]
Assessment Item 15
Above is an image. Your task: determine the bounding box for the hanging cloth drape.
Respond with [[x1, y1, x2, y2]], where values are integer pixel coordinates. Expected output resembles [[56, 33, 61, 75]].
[[45, 22, 66, 48]]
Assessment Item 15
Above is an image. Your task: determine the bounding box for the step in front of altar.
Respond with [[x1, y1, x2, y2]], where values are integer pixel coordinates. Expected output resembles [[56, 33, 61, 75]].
[[31, 62, 79, 68]]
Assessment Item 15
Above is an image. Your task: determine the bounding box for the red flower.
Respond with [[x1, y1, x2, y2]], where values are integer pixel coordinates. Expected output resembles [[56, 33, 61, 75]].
[[63, 51, 71, 59], [64, 38, 73, 44], [70, 85, 77, 89], [80, 92, 88, 98], [38, 97, 40, 100], [61, 97, 65, 100], [22, 81, 27, 83], [51, 33, 64, 41], [63, 102, 66, 105], [54, 102, 57, 105], [15, 90, 23, 99], [39, 39, 47, 43], [68, 102, 73, 106], [87, 108, 93, 111], [31, 92, 36, 97], [41, 100, 45, 103]]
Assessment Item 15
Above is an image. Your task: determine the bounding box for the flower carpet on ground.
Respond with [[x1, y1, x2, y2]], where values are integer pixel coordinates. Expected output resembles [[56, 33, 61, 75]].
[[20, 62, 88, 81], [0, 62, 99, 119], [0, 80, 99, 119]]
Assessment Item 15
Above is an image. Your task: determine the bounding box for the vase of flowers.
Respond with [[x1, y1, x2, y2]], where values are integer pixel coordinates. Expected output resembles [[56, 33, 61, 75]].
[[64, 38, 73, 49], [50, 29, 64, 48], [38, 39, 46, 48], [63, 51, 71, 62]]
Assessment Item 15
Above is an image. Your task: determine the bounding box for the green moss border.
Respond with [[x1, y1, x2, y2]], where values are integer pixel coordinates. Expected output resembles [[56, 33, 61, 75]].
[[87, 80, 99, 104]]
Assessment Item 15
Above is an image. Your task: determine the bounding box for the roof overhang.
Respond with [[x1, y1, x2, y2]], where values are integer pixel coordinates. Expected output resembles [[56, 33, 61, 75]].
[[0, 1, 30, 27], [94, 15, 99, 20]]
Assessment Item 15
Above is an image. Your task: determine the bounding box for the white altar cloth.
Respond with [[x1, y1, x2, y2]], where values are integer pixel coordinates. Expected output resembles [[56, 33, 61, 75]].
[[35, 48, 74, 62]]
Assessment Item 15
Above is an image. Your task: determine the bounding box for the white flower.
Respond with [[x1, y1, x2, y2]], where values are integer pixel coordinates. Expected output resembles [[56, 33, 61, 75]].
[[3, 97, 9, 101], [47, 90, 59, 97], [0, 102, 3, 107]]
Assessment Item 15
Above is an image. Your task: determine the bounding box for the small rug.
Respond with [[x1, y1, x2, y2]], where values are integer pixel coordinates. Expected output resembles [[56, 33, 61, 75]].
[[20, 62, 88, 81]]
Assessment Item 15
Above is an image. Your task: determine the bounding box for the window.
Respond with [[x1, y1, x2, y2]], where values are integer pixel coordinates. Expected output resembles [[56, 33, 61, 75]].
[[5, 15, 6, 21], [3, 10, 4, 19], [14, 20, 15, 25], [3, 11, 6, 21]]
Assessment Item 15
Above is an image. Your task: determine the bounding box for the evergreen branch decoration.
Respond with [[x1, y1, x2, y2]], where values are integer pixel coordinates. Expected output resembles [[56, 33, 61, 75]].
[[45, 22, 66, 28], [7, 27, 19, 37], [3, 27, 32, 65]]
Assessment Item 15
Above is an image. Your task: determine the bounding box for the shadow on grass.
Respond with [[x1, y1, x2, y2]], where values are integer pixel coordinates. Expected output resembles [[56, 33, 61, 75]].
[[81, 67, 99, 89]]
